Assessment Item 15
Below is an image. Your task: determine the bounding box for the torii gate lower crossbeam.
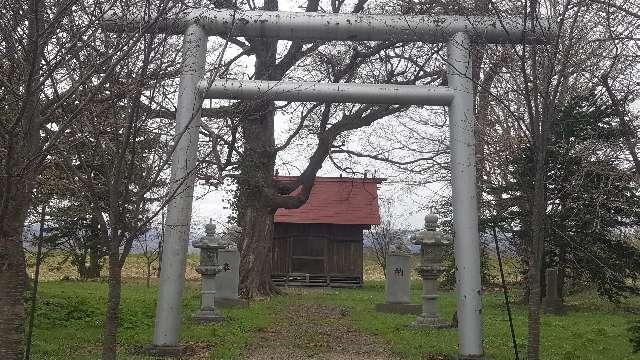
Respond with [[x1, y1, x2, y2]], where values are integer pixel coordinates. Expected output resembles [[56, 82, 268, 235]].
[[103, 9, 553, 360]]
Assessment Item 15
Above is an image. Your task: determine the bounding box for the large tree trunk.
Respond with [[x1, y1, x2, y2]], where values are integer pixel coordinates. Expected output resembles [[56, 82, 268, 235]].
[[0, 1, 45, 356], [527, 101, 549, 360], [237, 99, 279, 298], [101, 251, 123, 360], [526, 173, 545, 360], [74, 247, 102, 280], [0, 146, 38, 359], [239, 206, 279, 298], [237, 4, 280, 297], [0, 185, 31, 360], [87, 214, 104, 279]]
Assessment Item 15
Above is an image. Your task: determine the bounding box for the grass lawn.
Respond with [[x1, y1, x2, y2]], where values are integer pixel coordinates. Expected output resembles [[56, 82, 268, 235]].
[[30, 279, 640, 359], [30, 280, 280, 359]]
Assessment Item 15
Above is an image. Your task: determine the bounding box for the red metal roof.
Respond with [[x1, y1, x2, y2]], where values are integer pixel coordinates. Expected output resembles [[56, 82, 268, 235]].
[[274, 176, 383, 225]]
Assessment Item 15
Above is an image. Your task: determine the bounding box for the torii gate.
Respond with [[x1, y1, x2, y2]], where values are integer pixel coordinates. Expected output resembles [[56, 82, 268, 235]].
[[105, 9, 552, 359]]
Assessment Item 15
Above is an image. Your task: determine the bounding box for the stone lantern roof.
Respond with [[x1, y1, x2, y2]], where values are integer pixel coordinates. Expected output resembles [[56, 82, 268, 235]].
[[424, 214, 438, 231], [413, 214, 449, 246], [193, 221, 226, 250]]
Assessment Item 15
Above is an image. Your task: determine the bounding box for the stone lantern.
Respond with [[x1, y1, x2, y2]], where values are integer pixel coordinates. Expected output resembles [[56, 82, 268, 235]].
[[411, 214, 450, 328], [192, 221, 226, 323]]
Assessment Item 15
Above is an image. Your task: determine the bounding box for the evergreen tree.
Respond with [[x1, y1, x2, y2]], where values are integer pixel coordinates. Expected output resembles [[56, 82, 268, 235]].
[[44, 199, 107, 279], [491, 94, 640, 302]]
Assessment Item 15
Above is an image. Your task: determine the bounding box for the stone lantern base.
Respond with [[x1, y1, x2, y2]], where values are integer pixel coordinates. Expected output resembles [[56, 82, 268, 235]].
[[375, 303, 421, 315], [192, 309, 225, 323]]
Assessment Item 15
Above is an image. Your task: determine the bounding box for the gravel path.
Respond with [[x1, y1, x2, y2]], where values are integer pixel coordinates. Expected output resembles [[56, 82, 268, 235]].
[[243, 303, 395, 360]]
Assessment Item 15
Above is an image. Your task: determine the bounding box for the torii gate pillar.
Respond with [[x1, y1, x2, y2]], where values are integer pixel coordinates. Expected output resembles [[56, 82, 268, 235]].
[[448, 32, 483, 356], [151, 24, 208, 351]]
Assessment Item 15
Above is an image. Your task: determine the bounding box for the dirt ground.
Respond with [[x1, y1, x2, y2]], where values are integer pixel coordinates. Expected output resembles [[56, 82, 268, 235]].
[[243, 302, 395, 360]]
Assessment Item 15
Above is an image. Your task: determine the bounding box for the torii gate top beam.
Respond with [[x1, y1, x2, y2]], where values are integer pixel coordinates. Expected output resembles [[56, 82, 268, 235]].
[[103, 9, 553, 44]]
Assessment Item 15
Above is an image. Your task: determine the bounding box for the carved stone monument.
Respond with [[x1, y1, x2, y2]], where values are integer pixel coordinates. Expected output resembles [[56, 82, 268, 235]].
[[375, 245, 421, 314], [543, 268, 564, 314], [215, 245, 248, 308], [192, 221, 225, 323], [411, 214, 450, 328]]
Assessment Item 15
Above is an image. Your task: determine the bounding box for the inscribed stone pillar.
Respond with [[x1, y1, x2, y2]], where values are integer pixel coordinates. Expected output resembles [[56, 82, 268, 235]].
[[215, 247, 248, 308], [543, 268, 564, 314], [375, 246, 421, 314], [384, 251, 411, 304]]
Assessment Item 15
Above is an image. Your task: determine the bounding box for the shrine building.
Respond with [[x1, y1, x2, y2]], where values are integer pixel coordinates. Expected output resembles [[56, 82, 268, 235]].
[[271, 176, 383, 287]]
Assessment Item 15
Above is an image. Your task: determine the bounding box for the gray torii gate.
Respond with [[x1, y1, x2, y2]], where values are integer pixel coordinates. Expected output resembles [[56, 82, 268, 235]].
[[105, 9, 552, 359]]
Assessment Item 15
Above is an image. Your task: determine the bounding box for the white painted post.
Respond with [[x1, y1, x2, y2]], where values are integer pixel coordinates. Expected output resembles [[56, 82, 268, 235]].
[[447, 32, 484, 358], [152, 24, 208, 350]]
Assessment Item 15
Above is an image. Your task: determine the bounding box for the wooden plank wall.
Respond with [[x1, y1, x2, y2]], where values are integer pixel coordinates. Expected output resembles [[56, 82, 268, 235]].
[[272, 223, 364, 277]]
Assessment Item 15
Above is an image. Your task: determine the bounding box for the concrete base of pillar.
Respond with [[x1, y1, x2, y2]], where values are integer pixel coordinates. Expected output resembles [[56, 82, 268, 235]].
[[192, 310, 225, 323], [142, 345, 186, 357], [216, 298, 249, 308], [409, 315, 451, 329], [455, 354, 489, 360], [375, 303, 421, 315]]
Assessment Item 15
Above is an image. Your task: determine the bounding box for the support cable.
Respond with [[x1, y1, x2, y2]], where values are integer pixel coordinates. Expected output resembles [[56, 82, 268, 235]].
[[492, 227, 520, 360]]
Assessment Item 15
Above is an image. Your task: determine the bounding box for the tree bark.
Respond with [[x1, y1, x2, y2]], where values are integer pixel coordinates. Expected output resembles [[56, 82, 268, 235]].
[[0, 147, 37, 359], [101, 251, 123, 360], [0, 0, 45, 356], [237, 98, 279, 297], [239, 205, 279, 298], [524, 2, 551, 357], [237, 0, 280, 296], [0, 187, 30, 360], [75, 253, 89, 279], [25, 203, 47, 360], [526, 164, 545, 360]]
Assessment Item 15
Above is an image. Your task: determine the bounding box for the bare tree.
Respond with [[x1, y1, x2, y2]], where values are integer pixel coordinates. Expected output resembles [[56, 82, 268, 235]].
[[57, 31, 179, 360], [366, 197, 410, 275], [0, 1, 164, 357], [367, 220, 407, 276], [470, 1, 639, 358]]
